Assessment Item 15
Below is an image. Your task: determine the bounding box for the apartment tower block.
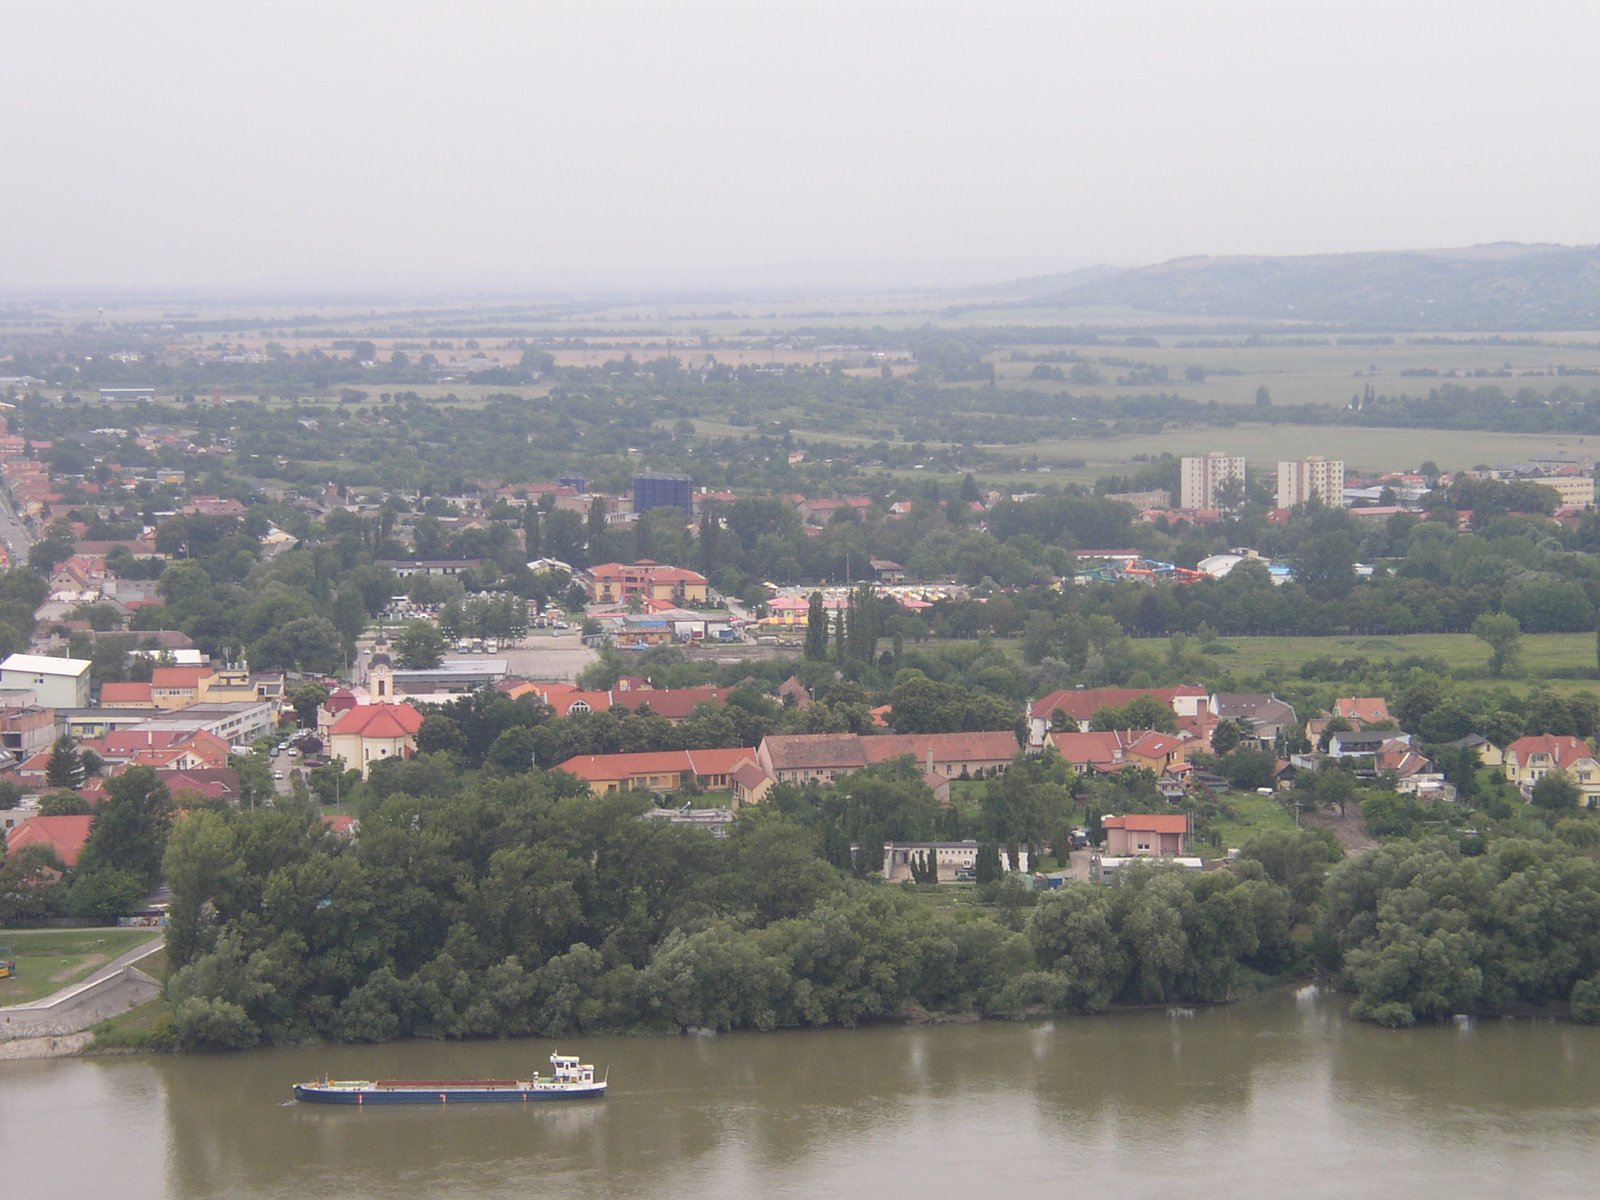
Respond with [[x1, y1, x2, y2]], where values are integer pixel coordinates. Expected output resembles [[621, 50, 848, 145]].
[[1276, 456, 1345, 509], [1179, 453, 1248, 510]]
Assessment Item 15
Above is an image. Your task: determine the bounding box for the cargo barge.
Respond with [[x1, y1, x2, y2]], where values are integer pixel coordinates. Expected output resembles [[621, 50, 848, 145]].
[[293, 1052, 606, 1105]]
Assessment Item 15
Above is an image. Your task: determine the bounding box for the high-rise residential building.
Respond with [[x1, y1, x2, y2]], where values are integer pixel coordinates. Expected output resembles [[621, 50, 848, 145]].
[[1276, 457, 1345, 509], [1179, 453, 1248, 510]]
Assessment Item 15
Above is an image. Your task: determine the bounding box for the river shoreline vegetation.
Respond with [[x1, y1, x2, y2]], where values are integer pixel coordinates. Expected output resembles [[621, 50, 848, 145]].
[[5, 318, 1600, 1050], [148, 762, 1600, 1049], [155, 775, 1307, 1050]]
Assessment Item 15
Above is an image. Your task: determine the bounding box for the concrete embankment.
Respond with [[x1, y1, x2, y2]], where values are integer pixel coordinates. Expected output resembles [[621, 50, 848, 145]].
[[0, 937, 164, 1056]]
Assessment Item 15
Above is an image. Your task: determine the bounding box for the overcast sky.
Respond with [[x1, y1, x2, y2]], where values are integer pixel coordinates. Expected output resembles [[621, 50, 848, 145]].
[[2, 0, 1597, 292]]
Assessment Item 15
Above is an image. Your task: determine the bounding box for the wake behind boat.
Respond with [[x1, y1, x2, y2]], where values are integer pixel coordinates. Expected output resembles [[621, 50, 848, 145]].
[[293, 1052, 607, 1105]]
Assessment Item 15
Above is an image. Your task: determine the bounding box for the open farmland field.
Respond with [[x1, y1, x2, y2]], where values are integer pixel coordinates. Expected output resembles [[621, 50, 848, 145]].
[[990, 328, 1600, 409], [994, 424, 1598, 483], [1203, 631, 1598, 692]]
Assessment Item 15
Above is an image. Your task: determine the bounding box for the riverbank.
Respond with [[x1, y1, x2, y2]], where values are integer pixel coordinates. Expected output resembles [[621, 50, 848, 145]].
[[0, 936, 165, 1054]]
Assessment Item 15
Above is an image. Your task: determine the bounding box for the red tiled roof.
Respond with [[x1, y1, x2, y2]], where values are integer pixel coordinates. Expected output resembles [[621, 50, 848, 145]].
[[1049, 730, 1184, 766], [1030, 686, 1208, 724], [612, 686, 730, 720], [1506, 734, 1595, 771], [555, 747, 757, 782], [330, 703, 424, 739], [1335, 697, 1390, 723], [731, 761, 772, 790], [761, 731, 1020, 772], [156, 768, 240, 800], [101, 681, 153, 704], [1102, 813, 1189, 834], [530, 683, 730, 720], [152, 666, 213, 689], [6, 814, 94, 867], [1049, 731, 1125, 764]]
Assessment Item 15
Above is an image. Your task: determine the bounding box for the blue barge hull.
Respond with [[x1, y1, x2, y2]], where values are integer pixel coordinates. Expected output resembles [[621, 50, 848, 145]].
[[293, 1083, 606, 1105]]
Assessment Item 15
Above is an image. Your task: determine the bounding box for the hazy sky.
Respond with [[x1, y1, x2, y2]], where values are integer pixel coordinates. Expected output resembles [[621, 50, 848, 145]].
[[3, 0, 1598, 291]]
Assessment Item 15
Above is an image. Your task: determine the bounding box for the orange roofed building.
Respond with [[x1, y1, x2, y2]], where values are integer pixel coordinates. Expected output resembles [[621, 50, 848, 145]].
[[100, 681, 156, 708], [150, 665, 214, 711], [523, 681, 730, 722], [756, 731, 1020, 786], [1102, 813, 1192, 857], [578, 560, 709, 605], [1503, 734, 1600, 805], [6, 814, 94, 868], [328, 703, 424, 778], [1049, 730, 1189, 777], [555, 747, 760, 797], [1027, 687, 1210, 746], [1335, 697, 1392, 726]]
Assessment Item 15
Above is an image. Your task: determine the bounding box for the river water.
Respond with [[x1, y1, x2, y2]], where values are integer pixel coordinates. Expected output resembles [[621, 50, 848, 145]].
[[4, 988, 1599, 1199]]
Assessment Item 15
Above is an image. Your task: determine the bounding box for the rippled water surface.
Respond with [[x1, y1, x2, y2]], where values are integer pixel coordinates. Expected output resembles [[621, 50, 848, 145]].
[[5, 989, 1599, 1199]]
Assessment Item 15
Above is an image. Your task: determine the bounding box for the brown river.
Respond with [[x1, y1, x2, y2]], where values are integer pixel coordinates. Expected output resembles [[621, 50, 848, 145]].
[[4, 987, 1598, 1199]]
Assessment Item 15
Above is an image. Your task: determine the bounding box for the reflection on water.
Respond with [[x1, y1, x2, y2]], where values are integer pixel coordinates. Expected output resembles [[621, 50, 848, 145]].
[[4, 989, 1600, 1200]]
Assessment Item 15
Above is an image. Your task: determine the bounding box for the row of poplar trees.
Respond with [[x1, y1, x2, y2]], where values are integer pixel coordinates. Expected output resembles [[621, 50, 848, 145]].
[[804, 585, 881, 667]]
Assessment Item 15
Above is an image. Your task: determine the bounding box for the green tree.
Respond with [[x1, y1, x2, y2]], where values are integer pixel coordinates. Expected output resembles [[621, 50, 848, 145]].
[[804, 591, 828, 660], [974, 840, 1003, 883], [331, 587, 368, 641], [416, 714, 466, 757], [1211, 718, 1246, 756], [1531, 769, 1581, 815], [38, 791, 92, 816], [396, 619, 446, 669], [162, 809, 244, 969], [1294, 531, 1358, 601], [67, 867, 148, 922], [76, 766, 174, 890], [0, 843, 65, 923], [289, 681, 329, 728], [1473, 611, 1522, 677], [44, 735, 85, 790]]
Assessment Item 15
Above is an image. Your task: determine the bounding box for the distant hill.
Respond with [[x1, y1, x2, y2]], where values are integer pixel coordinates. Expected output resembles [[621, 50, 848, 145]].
[[1014, 243, 1600, 329]]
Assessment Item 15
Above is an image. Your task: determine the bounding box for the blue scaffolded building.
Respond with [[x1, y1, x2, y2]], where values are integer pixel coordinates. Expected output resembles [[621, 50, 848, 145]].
[[633, 474, 693, 514]]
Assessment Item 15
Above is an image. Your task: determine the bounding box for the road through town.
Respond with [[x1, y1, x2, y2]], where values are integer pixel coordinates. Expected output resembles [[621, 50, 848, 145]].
[[0, 491, 35, 566]]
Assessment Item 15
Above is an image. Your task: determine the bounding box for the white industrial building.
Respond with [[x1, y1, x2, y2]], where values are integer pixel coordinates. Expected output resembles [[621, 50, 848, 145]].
[[0, 654, 92, 709]]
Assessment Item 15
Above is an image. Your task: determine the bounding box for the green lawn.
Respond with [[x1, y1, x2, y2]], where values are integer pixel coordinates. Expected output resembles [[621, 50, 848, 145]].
[[89, 994, 175, 1052], [1204, 631, 1597, 691], [1203, 789, 1297, 849], [0, 929, 161, 1006]]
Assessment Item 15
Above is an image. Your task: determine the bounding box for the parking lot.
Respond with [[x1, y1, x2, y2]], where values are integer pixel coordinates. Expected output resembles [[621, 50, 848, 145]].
[[499, 631, 598, 684]]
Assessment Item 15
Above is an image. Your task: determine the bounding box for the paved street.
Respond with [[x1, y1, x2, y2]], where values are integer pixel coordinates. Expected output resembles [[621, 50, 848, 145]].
[[0, 492, 35, 566]]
